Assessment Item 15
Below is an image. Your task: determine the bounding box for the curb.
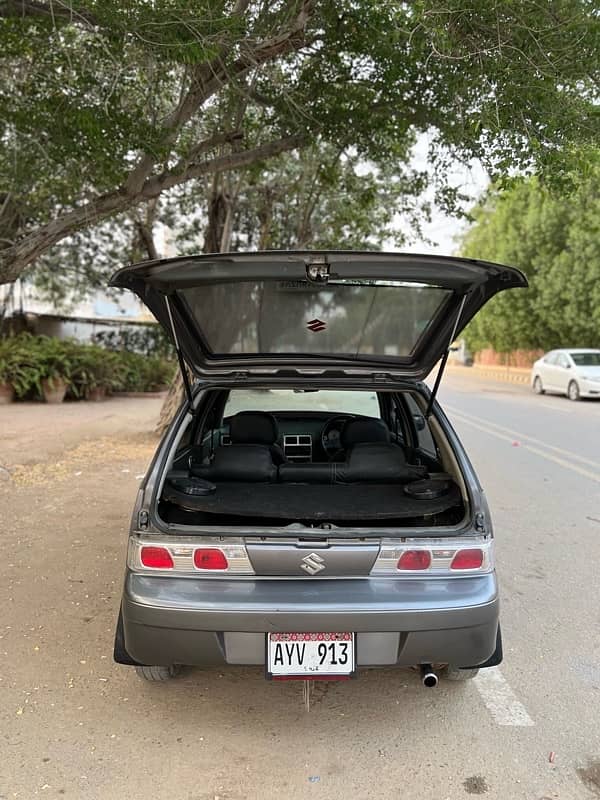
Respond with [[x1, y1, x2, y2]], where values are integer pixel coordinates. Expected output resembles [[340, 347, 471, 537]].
[[447, 365, 531, 385], [111, 390, 169, 398]]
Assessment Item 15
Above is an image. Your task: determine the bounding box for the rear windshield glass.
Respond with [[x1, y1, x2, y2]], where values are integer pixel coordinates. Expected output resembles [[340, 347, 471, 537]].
[[569, 351, 600, 366], [224, 389, 380, 417], [180, 279, 451, 359]]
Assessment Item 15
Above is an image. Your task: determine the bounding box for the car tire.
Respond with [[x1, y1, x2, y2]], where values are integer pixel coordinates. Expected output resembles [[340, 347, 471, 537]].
[[533, 376, 544, 395], [134, 664, 181, 682], [567, 380, 581, 401], [442, 665, 480, 681]]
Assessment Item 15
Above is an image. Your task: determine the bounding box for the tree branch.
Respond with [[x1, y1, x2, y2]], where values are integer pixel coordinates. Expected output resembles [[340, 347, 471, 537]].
[[124, 0, 313, 195], [0, 134, 307, 282], [143, 134, 306, 197], [0, 0, 97, 26]]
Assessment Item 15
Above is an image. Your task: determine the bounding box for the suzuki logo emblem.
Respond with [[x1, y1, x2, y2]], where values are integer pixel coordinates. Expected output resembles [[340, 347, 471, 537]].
[[307, 318, 327, 332], [301, 552, 326, 575]]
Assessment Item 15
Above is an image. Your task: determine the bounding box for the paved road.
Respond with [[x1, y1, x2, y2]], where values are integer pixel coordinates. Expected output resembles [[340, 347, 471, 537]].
[[1, 383, 599, 800]]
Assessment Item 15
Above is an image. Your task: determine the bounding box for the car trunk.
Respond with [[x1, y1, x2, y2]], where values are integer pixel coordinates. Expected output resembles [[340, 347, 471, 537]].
[[159, 477, 465, 528], [110, 251, 523, 534]]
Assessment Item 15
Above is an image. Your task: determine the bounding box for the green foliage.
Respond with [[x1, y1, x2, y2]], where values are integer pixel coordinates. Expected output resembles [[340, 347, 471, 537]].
[[92, 325, 174, 359], [114, 351, 176, 393], [0, 334, 175, 399], [1, 0, 599, 282], [165, 142, 434, 255], [460, 163, 600, 353], [0, 334, 39, 395]]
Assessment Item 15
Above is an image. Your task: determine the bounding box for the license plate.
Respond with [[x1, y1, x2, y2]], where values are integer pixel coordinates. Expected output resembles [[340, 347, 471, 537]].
[[266, 633, 355, 679]]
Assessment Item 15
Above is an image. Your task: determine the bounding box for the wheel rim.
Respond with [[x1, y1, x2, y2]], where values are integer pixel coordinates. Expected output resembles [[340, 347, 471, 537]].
[[569, 382, 579, 400], [534, 377, 542, 393]]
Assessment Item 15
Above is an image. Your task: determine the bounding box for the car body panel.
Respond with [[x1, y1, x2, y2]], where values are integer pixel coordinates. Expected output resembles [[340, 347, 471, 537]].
[[110, 251, 527, 381], [121, 572, 499, 668]]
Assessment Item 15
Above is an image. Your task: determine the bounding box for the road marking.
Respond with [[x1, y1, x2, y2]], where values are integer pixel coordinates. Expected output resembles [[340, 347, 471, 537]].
[[446, 408, 600, 484], [474, 667, 534, 726], [444, 403, 600, 470]]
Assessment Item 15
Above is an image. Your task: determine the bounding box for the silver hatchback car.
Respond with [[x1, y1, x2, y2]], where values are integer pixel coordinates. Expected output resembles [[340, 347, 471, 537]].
[[110, 251, 526, 686]]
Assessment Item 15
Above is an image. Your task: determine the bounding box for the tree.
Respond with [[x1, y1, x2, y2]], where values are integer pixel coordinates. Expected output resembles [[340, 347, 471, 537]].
[[21, 141, 432, 309], [460, 158, 600, 354], [2, 0, 599, 284]]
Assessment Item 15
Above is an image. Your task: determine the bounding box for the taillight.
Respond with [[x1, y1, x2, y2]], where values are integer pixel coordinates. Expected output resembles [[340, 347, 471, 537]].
[[140, 546, 174, 569], [450, 548, 483, 570], [397, 550, 431, 570], [194, 548, 228, 570]]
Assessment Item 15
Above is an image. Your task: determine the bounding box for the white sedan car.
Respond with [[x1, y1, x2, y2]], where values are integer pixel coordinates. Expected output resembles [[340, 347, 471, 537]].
[[531, 349, 600, 400]]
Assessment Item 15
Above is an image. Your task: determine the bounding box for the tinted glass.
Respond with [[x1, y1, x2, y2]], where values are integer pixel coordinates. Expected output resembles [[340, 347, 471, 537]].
[[224, 389, 380, 417], [570, 351, 600, 366], [180, 280, 451, 359]]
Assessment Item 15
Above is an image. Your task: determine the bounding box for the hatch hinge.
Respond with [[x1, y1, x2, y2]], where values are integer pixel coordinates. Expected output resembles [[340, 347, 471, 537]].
[[165, 295, 194, 409], [425, 293, 468, 419]]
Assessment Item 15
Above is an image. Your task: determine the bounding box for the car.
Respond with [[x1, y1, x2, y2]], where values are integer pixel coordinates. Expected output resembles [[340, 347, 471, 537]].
[[531, 348, 600, 401], [109, 251, 527, 687]]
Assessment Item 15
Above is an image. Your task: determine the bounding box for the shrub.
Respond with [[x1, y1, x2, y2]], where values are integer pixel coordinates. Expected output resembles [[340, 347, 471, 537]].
[[66, 344, 128, 398], [0, 333, 175, 400], [92, 325, 174, 358], [112, 351, 175, 392], [0, 333, 73, 398]]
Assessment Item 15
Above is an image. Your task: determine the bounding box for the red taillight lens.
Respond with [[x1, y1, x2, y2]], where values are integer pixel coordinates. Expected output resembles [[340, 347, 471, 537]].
[[140, 546, 174, 569], [450, 548, 484, 570], [194, 548, 228, 570], [397, 550, 431, 570]]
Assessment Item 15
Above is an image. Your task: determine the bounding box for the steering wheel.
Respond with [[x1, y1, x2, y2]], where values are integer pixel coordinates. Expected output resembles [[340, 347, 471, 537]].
[[321, 415, 354, 460]]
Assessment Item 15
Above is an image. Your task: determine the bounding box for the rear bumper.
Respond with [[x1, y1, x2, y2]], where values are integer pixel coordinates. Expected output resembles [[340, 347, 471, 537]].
[[121, 571, 500, 668]]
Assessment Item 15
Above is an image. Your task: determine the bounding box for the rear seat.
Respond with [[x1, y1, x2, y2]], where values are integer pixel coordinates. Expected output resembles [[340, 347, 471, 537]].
[[191, 414, 425, 485], [278, 443, 425, 484], [279, 419, 425, 484]]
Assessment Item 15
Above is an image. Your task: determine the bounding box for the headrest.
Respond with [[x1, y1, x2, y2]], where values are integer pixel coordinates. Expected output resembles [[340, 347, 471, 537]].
[[229, 411, 279, 445], [341, 418, 390, 448]]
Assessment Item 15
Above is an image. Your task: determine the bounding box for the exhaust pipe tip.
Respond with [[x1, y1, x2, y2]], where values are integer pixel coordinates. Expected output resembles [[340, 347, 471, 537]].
[[420, 664, 439, 688]]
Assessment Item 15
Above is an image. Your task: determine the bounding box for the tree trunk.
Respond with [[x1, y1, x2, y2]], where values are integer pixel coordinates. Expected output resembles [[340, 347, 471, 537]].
[[155, 370, 187, 436], [155, 173, 236, 436]]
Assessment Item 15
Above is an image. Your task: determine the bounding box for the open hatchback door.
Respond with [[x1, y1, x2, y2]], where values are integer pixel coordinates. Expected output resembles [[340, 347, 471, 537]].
[[110, 251, 527, 381]]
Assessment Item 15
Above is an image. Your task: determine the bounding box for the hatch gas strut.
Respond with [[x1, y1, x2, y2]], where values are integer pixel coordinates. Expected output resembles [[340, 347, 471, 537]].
[[425, 293, 468, 419], [165, 295, 194, 408]]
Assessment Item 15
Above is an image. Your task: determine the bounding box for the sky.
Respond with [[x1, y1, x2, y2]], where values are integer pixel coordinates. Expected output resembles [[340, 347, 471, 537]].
[[399, 135, 489, 256]]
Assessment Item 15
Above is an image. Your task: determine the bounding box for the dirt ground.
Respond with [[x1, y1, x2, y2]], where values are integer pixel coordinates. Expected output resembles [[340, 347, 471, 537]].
[[0, 396, 164, 470]]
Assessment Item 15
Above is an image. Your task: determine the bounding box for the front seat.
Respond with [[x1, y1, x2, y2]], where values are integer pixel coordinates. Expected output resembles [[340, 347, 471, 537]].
[[228, 412, 287, 465], [341, 418, 391, 450], [337, 417, 426, 483], [189, 411, 284, 483]]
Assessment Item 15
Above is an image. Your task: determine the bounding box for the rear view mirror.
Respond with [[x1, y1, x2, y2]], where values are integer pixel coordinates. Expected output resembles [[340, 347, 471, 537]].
[[412, 413, 426, 431]]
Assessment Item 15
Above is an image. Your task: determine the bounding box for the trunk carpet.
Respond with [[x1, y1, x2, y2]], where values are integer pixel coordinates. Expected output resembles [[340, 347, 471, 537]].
[[162, 481, 462, 521]]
